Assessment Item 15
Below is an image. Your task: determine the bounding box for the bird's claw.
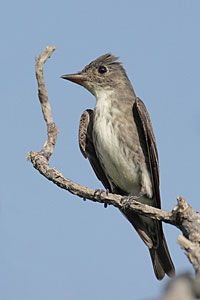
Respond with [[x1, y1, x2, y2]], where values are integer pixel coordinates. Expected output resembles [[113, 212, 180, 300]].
[[94, 188, 105, 198], [121, 193, 144, 210], [94, 188, 109, 208], [121, 196, 134, 210]]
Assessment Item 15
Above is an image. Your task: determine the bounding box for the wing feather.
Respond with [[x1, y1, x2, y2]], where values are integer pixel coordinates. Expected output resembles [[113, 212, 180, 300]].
[[134, 97, 161, 208], [79, 109, 111, 190]]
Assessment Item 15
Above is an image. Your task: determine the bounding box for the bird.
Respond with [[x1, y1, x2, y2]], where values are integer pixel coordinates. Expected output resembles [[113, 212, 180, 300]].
[[61, 53, 175, 280]]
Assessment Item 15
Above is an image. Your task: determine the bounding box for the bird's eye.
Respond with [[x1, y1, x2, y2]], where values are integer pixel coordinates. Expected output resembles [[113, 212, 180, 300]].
[[98, 65, 107, 74]]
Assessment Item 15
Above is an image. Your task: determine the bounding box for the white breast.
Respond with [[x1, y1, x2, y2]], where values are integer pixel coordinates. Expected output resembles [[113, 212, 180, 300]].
[[93, 89, 143, 194]]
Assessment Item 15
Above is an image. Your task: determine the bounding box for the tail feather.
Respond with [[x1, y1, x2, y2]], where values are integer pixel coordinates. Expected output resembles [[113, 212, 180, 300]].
[[155, 235, 175, 278], [121, 209, 175, 279], [149, 249, 165, 280]]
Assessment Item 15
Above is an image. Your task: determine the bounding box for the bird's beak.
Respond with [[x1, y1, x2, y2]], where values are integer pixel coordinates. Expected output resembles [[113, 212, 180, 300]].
[[60, 73, 87, 85]]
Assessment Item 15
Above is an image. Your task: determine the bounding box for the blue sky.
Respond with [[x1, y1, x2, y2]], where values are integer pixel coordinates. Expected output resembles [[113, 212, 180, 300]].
[[1, 1, 200, 299]]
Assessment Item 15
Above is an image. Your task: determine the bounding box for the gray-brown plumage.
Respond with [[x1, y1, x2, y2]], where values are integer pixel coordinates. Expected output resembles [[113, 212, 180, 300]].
[[61, 54, 175, 280]]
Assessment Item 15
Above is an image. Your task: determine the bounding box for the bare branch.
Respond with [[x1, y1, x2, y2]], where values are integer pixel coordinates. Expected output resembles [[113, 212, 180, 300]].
[[178, 236, 200, 274], [161, 273, 200, 300], [28, 47, 200, 289], [35, 45, 59, 160]]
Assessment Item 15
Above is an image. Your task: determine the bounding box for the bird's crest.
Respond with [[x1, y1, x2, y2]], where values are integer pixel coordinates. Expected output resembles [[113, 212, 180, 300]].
[[84, 53, 121, 71]]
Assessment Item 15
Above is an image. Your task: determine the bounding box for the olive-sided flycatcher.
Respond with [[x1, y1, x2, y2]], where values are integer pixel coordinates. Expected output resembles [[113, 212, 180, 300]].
[[61, 54, 175, 280]]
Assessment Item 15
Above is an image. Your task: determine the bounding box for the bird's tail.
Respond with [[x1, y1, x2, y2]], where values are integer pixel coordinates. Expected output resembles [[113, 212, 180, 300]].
[[121, 209, 175, 280], [149, 234, 175, 280]]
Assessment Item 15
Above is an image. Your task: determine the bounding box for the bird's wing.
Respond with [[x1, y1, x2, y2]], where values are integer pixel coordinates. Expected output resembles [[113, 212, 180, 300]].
[[133, 99, 175, 278], [79, 109, 112, 191], [133, 97, 161, 208]]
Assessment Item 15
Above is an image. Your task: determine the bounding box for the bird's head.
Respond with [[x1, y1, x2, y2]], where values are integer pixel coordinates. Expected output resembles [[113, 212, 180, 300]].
[[61, 53, 131, 97]]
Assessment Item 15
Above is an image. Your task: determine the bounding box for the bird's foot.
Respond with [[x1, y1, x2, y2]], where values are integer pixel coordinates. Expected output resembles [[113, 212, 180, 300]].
[[121, 192, 145, 210], [94, 188, 109, 208], [94, 188, 107, 198]]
